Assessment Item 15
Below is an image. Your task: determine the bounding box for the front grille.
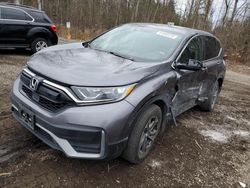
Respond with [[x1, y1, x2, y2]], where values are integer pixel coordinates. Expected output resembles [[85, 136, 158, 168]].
[[22, 84, 32, 98], [20, 72, 73, 112], [39, 96, 67, 111]]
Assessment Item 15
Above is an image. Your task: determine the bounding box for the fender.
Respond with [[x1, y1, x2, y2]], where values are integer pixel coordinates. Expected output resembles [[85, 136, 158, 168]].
[[27, 27, 53, 43], [121, 67, 178, 139]]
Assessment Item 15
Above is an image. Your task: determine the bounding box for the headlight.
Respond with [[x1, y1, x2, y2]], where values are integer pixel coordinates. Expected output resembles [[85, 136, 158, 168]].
[[71, 84, 136, 104]]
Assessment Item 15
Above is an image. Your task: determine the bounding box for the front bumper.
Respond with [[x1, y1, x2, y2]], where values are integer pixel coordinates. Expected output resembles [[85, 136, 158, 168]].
[[11, 77, 135, 160]]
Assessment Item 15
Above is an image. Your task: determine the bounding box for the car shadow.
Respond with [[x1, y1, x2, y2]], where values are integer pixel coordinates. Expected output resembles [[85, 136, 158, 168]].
[[0, 49, 31, 56]]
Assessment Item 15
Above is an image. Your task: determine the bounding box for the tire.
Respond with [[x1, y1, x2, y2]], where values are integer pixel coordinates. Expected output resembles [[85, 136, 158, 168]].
[[30, 38, 49, 54], [122, 104, 162, 164], [199, 81, 220, 111]]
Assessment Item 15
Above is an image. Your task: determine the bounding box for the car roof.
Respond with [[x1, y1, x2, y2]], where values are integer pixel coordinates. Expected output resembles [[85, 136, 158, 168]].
[[0, 3, 44, 13], [126, 23, 213, 38]]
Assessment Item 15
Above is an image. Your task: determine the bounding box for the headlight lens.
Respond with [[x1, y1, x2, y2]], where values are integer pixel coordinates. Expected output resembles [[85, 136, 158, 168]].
[[71, 84, 136, 103]]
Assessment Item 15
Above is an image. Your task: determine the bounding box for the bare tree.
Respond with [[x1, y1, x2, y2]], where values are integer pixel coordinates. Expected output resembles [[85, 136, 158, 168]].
[[222, 0, 230, 26], [204, 0, 213, 22], [37, 0, 42, 10], [229, 0, 239, 23], [14, 0, 21, 4], [187, 0, 195, 22]]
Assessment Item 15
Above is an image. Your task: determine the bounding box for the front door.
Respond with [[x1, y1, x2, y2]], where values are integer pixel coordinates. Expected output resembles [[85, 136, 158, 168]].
[[172, 36, 205, 116]]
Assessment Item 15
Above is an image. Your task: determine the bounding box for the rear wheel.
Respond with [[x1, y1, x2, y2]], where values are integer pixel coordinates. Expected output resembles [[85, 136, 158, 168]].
[[199, 81, 220, 111], [122, 104, 162, 164], [30, 38, 49, 54]]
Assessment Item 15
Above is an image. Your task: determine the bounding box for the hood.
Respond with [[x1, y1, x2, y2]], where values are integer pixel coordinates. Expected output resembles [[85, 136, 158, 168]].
[[27, 43, 161, 86]]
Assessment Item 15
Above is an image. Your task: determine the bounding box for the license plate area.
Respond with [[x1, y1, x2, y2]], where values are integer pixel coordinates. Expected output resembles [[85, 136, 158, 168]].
[[19, 106, 35, 130]]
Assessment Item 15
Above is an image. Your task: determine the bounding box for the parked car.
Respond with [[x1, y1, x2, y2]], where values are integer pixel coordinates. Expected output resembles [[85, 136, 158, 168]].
[[0, 3, 58, 53], [11, 23, 226, 163]]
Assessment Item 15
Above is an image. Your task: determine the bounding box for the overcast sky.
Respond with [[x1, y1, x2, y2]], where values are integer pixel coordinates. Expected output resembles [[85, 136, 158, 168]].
[[175, 0, 247, 23]]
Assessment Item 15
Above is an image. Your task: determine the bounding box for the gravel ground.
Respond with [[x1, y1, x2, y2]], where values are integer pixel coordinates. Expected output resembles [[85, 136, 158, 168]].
[[0, 49, 249, 188]]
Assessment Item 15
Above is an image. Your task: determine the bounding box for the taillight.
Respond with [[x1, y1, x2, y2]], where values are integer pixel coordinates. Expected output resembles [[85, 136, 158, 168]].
[[50, 24, 57, 33]]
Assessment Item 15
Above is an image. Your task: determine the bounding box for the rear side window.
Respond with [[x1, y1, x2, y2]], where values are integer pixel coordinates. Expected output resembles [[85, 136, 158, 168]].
[[178, 36, 203, 64], [203, 36, 221, 60], [29, 11, 52, 23], [1, 7, 32, 21]]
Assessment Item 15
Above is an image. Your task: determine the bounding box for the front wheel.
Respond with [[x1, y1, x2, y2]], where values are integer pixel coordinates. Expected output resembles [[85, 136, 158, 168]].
[[122, 104, 162, 164], [30, 38, 50, 54]]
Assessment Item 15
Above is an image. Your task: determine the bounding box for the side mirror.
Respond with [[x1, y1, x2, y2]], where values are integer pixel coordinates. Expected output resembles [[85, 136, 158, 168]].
[[175, 59, 204, 71]]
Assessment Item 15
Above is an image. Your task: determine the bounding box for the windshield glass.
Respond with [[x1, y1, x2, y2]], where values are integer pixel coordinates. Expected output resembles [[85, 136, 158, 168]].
[[90, 24, 184, 62]]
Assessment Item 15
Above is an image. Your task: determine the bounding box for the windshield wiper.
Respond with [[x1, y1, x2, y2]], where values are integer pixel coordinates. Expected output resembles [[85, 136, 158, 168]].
[[109, 51, 135, 61], [83, 41, 91, 48], [85, 44, 135, 61]]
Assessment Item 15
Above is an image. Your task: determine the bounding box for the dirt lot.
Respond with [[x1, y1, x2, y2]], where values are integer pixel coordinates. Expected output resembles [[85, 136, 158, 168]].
[[0, 49, 249, 188]]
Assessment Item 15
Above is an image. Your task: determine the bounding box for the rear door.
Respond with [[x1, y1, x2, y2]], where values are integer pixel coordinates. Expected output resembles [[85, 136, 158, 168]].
[[0, 6, 33, 47], [172, 36, 205, 116], [200, 36, 222, 96]]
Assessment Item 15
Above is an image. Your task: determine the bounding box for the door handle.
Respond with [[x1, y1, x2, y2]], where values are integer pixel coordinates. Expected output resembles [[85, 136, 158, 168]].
[[216, 61, 221, 65]]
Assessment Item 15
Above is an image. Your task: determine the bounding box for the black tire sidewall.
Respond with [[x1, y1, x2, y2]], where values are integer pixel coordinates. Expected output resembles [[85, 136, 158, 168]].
[[209, 82, 219, 109], [122, 104, 162, 164], [200, 81, 220, 111]]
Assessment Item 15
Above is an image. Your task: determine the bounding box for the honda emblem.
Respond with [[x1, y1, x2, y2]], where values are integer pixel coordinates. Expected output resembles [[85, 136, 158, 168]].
[[29, 77, 39, 91]]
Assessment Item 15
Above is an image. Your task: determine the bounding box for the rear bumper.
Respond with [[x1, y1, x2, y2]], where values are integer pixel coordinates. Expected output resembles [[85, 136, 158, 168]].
[[11, 77, 134, 160]]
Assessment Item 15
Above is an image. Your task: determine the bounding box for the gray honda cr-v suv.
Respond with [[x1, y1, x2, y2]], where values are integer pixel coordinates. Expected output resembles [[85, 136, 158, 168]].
[[11, 23, 226, 163]]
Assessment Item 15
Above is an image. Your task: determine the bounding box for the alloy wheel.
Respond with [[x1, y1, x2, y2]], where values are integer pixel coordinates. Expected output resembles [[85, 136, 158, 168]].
[[35, 41, 48, 52], [138, 115, 160, 158]]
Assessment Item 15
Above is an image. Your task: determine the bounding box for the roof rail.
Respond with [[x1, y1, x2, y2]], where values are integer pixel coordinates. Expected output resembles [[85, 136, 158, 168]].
[[0, 2, 37, 10]]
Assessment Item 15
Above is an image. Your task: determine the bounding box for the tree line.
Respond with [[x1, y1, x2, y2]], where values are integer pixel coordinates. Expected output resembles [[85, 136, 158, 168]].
[[6, 0, 250, 64]]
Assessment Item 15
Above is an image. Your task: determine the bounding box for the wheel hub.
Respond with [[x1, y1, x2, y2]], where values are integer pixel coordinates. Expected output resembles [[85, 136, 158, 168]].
[[35, 41, 48, 52], [139, 116, 160, 157]]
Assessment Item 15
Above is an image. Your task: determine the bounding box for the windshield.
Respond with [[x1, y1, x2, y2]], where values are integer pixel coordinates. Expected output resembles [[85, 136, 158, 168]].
[[90, 24, 184, 62]]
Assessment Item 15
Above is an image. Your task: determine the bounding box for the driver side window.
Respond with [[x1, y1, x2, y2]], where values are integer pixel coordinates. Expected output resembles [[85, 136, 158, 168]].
[[179, 37, 203, 64]]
